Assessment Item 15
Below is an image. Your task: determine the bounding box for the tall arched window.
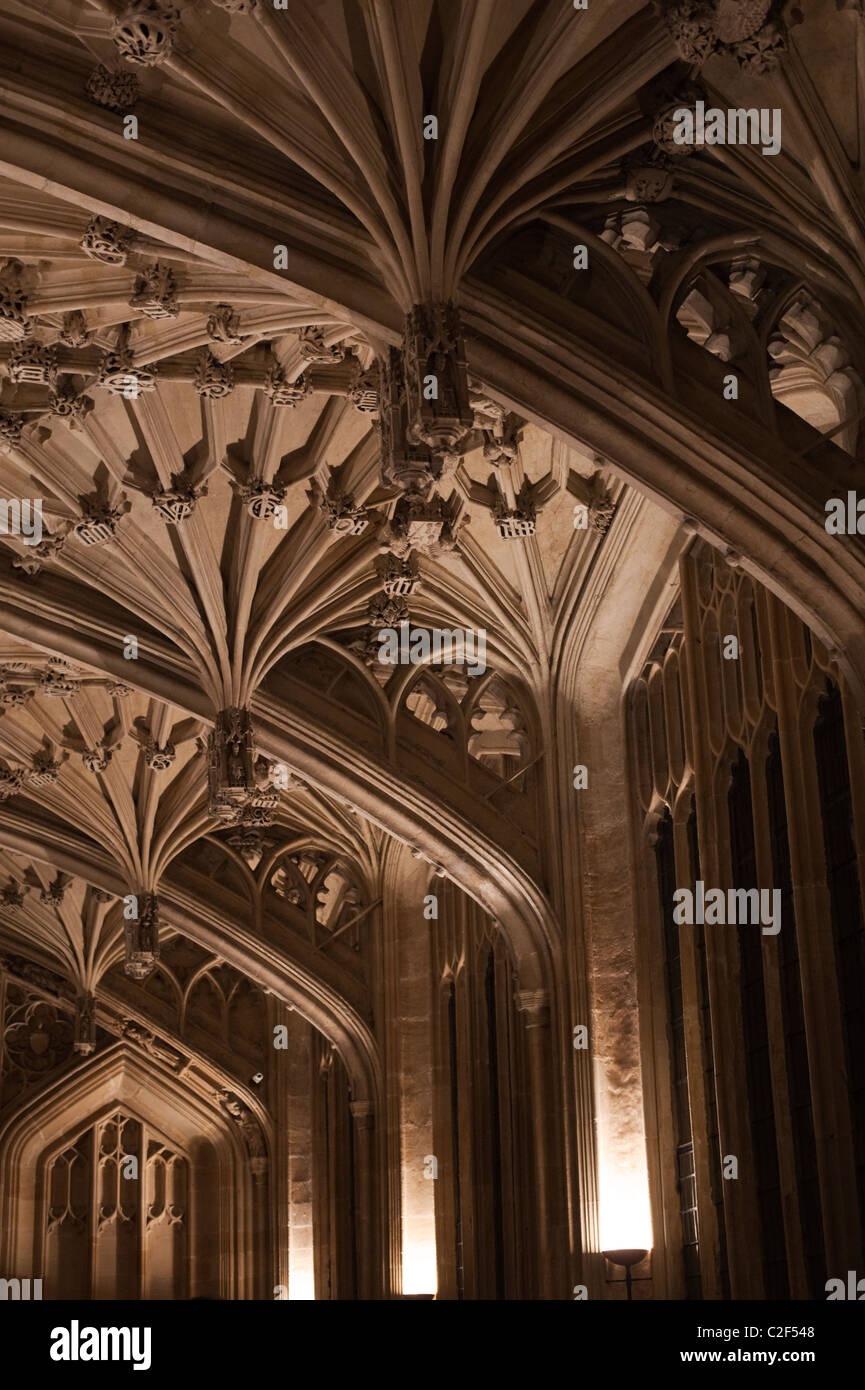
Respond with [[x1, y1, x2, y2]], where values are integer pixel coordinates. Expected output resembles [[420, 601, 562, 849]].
[[813, 679, 865, 1252], [728, 749, 789, 1299]]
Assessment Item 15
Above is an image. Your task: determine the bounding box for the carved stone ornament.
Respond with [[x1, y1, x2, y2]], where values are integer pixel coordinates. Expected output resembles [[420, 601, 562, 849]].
[[216, 1090, 267, 1159], [236, 478, 286, 520], [378, 489, 461, 558], [367, 591, 409, 629], [80, 217, 136, 266], [494, 503, 536, 539], [73, 994, 97, 1056], [144, 739, 176, 771], [317, 485, 369, 536], [49, 386, 94, 430], [379, 345, 436, 493], [0, 879, 25, 907], [378, 553, 420, 597], [264, 362, 311, 407], [226, 824, 266, 865], [151, 482, 207, 523], [37, 668, 81, 697], [0, 411, 24, 452], [403, 301, 473, 456], [0, 668, 33, 703], [10, 534, 65, 579], [86, 64, 141, 111], [652, 94, 702, 158], [82, 747, 112, 774], [98, 349, 158, 397], [207, 707, 257, 820], [194, 348, 234, 398], [112, 3, 180, 67], [589, 491, 617, 535], [9, 341, 55, 386], [654, 0, 796, 72], [39, 875, 67, 906], [28, 749, 66, 785], [73, 501, 128, 546], [206, 303, 243, 344], [0, 767, 24, 801], [59, 310, 92, 348], [120, 1018, 185, 1068], [623, 148, 675, 204], [297, 326, 345, 364], [0, 276, 30, 341], [124, 891, 160, 979], [129, 263, 179, 319], [347, 364, 380, 415]]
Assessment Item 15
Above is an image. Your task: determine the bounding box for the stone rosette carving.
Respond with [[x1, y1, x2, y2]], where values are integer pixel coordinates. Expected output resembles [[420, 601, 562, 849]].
[[112, 3, 180, 67], [4, 993, 74, 1078], [86, 65, 140, 111]]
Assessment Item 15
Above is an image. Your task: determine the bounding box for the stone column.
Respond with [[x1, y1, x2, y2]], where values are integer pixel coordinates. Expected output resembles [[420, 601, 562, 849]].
[[517, 987, 565, 1298], [350, 1100, 378, 1299]]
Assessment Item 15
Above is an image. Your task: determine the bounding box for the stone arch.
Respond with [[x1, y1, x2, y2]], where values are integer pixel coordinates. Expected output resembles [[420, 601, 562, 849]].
[[0, 1043, 258, 1298]]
